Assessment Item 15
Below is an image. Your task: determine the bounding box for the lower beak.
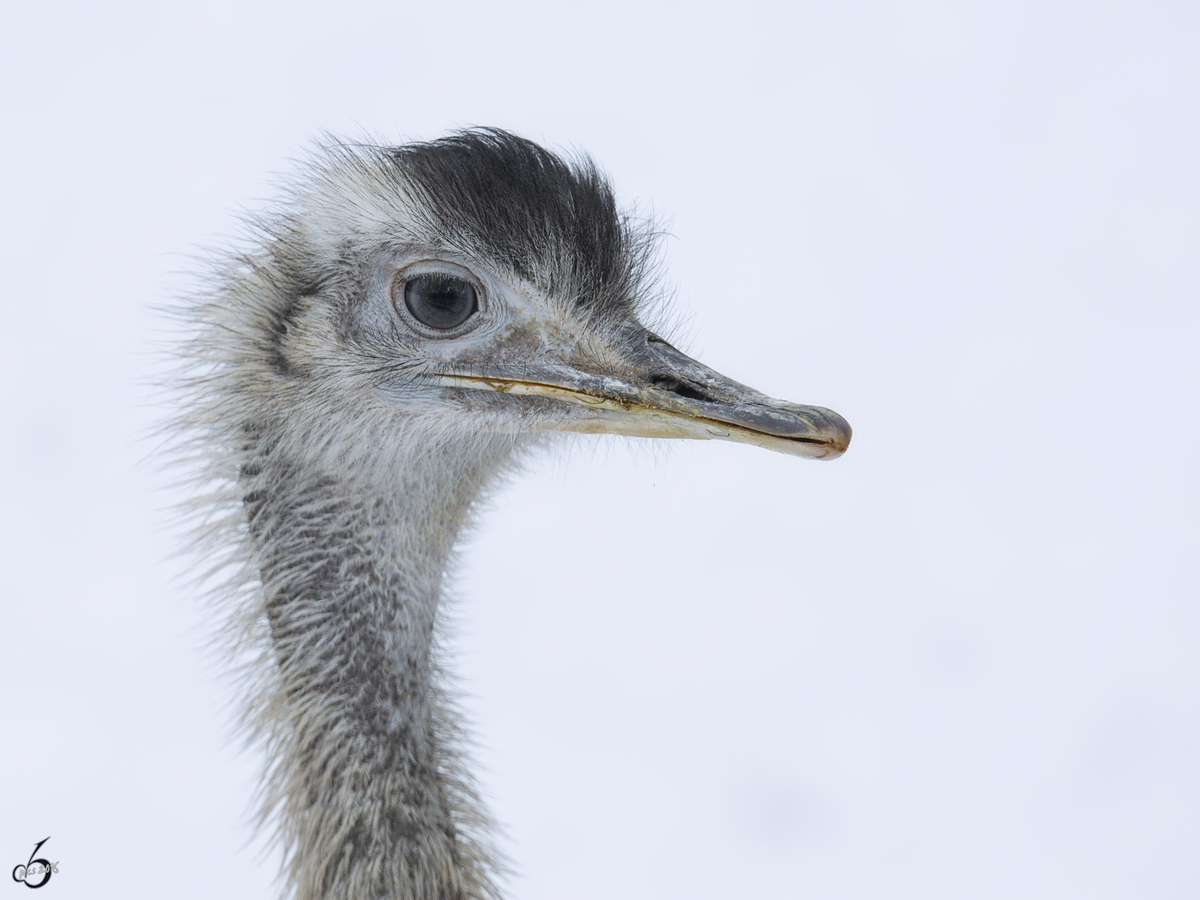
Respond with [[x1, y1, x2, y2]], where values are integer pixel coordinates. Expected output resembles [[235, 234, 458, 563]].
[[436, 329, 851, 460]]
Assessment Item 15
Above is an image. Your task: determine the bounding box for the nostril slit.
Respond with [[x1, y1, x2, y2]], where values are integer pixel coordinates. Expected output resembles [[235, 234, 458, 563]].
[[649, 374, 714, 402]]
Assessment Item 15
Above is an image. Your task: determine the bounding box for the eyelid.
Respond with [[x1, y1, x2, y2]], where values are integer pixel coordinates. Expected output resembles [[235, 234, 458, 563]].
[[390, 259, 489, 337]]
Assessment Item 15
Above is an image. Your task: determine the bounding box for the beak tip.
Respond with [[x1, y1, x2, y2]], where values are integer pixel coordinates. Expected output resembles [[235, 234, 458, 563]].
[[801, 407, 852, 460], [828, 415, 853, 457]]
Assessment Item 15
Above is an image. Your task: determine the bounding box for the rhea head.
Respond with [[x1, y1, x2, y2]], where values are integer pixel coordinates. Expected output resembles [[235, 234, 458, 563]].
[[238, 129, 851, 473]]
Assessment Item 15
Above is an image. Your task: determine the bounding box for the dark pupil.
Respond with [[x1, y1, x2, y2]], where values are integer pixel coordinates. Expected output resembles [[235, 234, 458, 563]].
[[403, 274, 478, 330]]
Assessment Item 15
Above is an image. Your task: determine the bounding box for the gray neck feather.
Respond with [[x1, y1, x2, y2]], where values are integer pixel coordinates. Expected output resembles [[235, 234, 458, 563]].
[[241, 431, 518, 900]]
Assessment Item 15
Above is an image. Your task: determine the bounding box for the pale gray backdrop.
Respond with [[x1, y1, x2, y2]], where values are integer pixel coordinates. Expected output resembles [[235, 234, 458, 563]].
[[1, 1, 1196, 898]]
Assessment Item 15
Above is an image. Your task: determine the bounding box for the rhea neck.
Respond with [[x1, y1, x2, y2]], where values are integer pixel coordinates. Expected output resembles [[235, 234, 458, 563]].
[[242, 424, 517, 900]]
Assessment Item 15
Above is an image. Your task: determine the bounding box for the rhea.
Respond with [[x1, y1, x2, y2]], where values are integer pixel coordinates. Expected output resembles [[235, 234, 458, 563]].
[[179, 129, 850, 900]]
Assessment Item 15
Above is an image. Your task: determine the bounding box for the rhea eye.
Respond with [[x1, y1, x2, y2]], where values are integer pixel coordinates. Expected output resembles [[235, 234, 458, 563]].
[[402, 273, 479, 330]]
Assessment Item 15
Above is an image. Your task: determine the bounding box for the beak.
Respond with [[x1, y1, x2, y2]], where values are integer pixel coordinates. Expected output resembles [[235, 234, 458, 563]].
[[437, 327, 851, 460]]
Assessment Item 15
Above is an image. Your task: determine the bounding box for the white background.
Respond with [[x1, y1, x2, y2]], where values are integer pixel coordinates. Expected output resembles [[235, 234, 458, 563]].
[[1, 1, 1197, 898]]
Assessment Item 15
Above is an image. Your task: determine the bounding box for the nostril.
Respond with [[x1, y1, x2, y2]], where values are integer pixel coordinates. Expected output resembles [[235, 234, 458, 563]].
[[649, 374, 714, 402]]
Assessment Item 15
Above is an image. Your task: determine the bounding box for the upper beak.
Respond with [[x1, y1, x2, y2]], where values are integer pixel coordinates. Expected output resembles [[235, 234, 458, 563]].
[[437, 327, 852, 460]]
